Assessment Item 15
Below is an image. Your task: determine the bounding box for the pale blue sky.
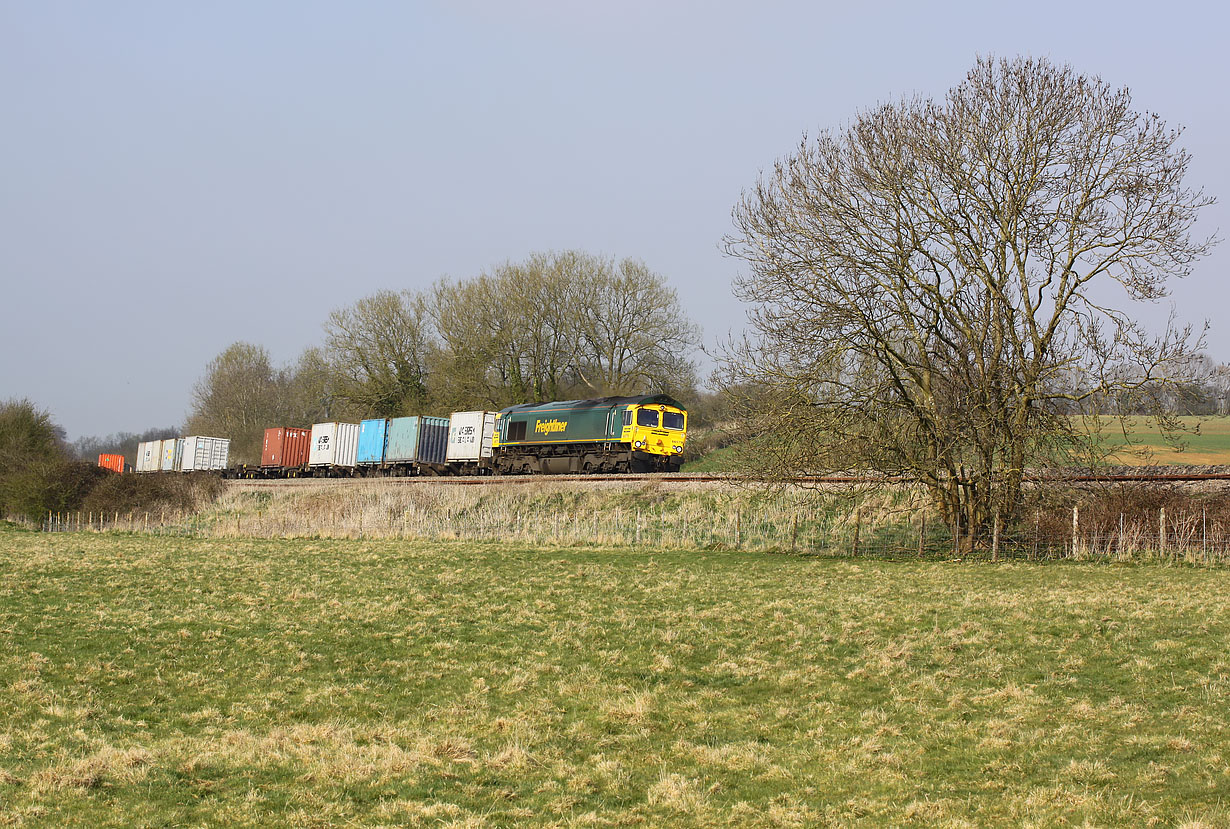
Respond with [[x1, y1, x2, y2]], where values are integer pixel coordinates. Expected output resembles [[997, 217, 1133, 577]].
[[2, 1, 1226, 439]]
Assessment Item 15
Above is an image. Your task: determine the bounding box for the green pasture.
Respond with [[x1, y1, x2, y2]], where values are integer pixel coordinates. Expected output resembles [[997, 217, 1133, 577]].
[[1096, 415, 1230, 466], [683, 416, 1230, 471], [2, 528, 1229, 826]]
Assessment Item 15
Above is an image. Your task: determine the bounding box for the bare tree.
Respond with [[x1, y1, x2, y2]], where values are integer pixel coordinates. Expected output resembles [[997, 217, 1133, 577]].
[[431, 251, 700, 406], [323, 290, 431, 417], [428, 274, 521, 408], [722, 56, 1215, 546], [186, 342, 286, 464], [282, 346, 339, 424], [72, 425, 179, 470], [573, 255, 701, 396]]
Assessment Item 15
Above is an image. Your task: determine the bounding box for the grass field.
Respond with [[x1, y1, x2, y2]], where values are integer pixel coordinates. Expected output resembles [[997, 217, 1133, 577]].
[[1099, 416, 1230, 466], [3, 529, 1230, 826]]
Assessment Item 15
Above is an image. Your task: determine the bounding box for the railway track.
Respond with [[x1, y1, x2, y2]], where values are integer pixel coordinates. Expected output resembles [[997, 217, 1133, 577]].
[[228, 470, 1230, 487]]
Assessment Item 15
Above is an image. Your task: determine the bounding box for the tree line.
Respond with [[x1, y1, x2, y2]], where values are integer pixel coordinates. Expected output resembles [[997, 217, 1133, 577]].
[[184, 251, 702, 464]]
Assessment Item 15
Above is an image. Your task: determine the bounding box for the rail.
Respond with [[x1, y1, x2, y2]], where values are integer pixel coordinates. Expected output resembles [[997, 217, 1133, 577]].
[[221, 470, 1230, 487]]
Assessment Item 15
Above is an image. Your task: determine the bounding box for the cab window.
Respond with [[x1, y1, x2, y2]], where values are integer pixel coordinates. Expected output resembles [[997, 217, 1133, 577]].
[[622, 410, 632, 427], [663, 411, 685, 430], [636, 409, 659, 427]]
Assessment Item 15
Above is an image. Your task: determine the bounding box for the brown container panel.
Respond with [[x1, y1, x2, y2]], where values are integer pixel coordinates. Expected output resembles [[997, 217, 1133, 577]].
[[98, 454, 125, 473], [262, 427, 311, 468]]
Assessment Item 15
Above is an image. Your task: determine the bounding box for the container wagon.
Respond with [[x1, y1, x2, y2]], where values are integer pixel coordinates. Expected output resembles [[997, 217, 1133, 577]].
[[97, 454, 125, 474], [181, 436, 230, 472], [263, 427, 311, 475], [446, 411, 498, 474], [308, 422, 360, 475], [136, 440, 163, 473], [161, 438, 184, 472]]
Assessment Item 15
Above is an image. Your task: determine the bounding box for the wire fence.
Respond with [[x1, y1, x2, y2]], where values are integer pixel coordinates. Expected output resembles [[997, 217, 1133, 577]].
[[37, 501, 1230, 565]]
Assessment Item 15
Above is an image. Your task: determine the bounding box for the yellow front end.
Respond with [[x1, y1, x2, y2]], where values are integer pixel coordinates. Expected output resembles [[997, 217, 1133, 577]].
[[621, 404, 687, 461]]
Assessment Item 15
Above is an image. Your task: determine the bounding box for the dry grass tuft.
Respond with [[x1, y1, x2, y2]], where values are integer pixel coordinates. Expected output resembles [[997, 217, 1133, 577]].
[[28, 746, 151, 792], [646, 772, 709, 813]]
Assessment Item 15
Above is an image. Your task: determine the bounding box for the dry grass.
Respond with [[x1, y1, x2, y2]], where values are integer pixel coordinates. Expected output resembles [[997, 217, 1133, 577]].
[[41, 476, 1230, 564]]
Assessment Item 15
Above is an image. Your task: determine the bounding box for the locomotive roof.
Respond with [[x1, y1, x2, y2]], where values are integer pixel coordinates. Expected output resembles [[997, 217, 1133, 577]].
[[499, 394, 683, 415]]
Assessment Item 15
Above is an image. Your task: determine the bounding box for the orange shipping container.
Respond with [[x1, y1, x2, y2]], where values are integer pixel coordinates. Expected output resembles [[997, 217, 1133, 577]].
[[98, 454, 125, 473], [262, 427, 311, 468]]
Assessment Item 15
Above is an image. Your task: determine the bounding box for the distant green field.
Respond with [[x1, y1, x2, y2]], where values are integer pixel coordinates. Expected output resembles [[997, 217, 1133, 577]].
[[684, 416, 1230, 471], [3, 529, 1229, 826], [1097, 415, 1230, 465]]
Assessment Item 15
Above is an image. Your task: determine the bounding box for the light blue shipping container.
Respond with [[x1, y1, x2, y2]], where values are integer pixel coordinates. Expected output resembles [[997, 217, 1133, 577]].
[[356, 419, 389, 465], [386, 416, 450, 464]]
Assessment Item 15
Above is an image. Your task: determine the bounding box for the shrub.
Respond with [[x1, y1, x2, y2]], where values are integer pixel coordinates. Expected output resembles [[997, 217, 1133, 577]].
[[82, 473, 224, 517], [0, 460, 109, 522], [0, 400, 103, 522]]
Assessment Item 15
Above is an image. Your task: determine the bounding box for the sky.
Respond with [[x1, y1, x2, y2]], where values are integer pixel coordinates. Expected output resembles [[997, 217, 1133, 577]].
[[2, 1, 1227, 440]]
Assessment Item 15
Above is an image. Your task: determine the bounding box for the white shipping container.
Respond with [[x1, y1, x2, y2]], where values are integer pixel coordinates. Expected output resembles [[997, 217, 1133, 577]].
[[180, 436, 230, 471], [446, 411, 497, 462], [160, 438, 183, 472], [308, 422, 360, 467], [136, 440, 160, 473]]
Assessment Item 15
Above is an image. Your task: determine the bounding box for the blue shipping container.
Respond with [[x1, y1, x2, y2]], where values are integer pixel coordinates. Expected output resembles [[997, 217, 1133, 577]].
[[357, 419, 389, 464], [386, 416, 450, 464]]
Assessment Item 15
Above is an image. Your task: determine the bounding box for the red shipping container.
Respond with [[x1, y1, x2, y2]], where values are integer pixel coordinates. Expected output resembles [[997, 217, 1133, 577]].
[[98, 454, 125, 473], [262, 427, 311, 468]]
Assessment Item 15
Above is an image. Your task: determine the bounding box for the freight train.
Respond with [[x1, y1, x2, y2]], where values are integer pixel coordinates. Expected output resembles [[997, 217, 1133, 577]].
[[112, 394, 688, 478]]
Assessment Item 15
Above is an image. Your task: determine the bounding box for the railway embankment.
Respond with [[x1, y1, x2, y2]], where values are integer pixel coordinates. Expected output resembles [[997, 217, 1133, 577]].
[[39, 472, 1230, 562]]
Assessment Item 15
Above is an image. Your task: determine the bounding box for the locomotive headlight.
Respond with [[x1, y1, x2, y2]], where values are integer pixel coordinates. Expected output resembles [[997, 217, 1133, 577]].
[[634, 440, 644, 448], [674, 445, 683, 454]]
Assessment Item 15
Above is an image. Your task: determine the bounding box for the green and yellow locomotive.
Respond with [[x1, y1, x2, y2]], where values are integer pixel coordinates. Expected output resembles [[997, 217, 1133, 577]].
[[492, 394, 687, 474]]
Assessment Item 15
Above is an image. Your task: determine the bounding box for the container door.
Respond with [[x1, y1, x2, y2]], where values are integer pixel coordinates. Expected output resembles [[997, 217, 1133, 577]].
[[310, 423, 337, 466], [357, 420, 388, 464], [481, 412, 496, 459], [421, 417, 448, 464], [385, 417, 419, 462]]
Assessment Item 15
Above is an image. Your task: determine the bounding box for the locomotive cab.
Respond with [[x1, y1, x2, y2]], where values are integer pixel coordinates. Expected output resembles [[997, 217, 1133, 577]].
[[621, 403, 687, 470]]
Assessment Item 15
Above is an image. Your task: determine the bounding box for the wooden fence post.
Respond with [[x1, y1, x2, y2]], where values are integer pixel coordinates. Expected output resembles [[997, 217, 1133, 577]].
[[918, 514, 926, 558], [1072, 506, 1080, 556], [852, 508, 861, 557], [992, 515, 1000, 562], [1159, 507, 1166, 558]]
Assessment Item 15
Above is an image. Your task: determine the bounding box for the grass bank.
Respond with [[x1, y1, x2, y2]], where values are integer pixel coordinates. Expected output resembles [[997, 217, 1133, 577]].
[[62, 477, 1230, 563], [2, 529, 1230, 826]]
